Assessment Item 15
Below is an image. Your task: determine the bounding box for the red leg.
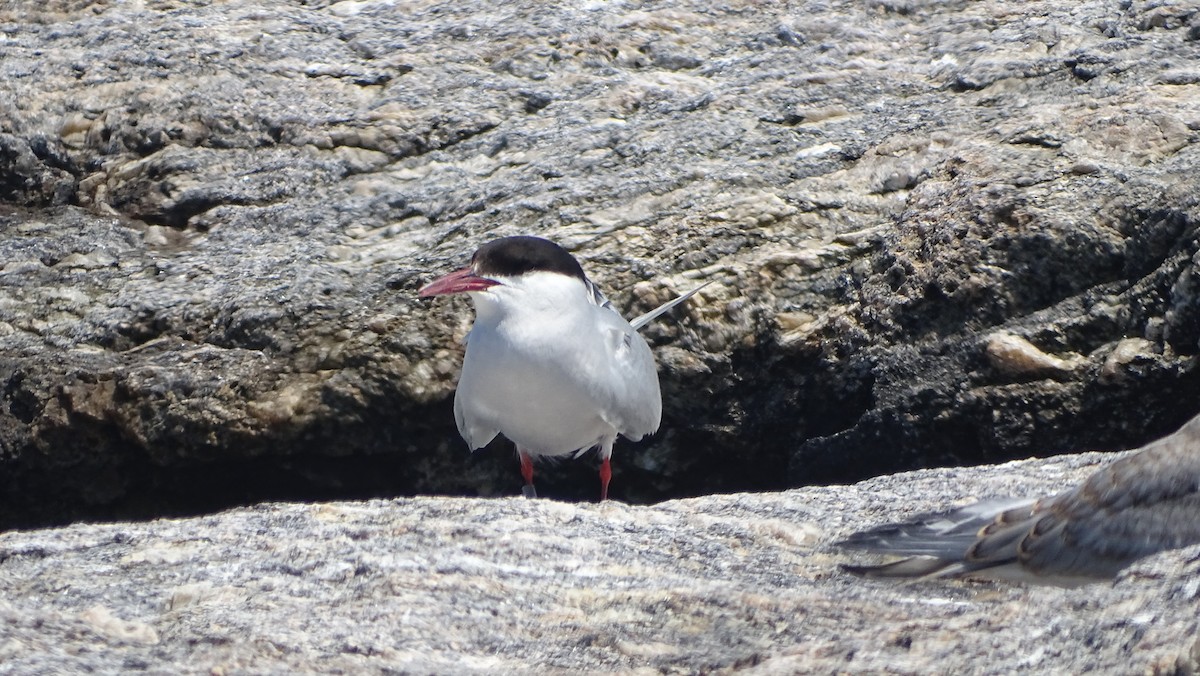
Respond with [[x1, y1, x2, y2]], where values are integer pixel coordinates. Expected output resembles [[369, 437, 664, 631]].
[[519, 448, 536, 498], [599, 456, 612, 502]]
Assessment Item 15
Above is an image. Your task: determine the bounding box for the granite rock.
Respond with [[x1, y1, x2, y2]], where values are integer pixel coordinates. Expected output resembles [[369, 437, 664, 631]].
[[1, 1, 1199, 525], [1, 452, 1197, 673]]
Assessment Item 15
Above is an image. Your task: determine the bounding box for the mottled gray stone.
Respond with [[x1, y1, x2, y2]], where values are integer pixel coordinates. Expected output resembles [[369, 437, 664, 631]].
[[1, 453, 1197, 673], [0, 0, 1199, 526]]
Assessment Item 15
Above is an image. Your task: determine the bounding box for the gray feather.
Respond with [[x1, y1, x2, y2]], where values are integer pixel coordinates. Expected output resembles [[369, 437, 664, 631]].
[[838, 414, 1200, 585], [629, 282, 710, 331]]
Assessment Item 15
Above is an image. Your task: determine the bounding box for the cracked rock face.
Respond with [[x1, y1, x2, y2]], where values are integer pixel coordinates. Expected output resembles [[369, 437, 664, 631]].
[[2, 1, 1200, 526]]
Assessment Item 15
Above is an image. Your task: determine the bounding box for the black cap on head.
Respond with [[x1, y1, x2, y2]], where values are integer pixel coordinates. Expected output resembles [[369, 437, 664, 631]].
[[472, 236, 586, 281]]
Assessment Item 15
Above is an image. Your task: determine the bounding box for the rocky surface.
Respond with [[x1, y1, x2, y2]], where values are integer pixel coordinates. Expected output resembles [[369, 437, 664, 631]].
[[2, 0, 1200, 526], [1, 451, 1198, 674]]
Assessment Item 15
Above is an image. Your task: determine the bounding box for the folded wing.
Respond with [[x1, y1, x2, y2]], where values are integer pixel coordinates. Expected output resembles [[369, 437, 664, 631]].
[[838, 414, 1200, 585]]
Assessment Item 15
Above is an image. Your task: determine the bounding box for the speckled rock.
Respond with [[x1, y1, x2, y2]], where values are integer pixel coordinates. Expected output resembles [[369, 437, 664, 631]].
[[1, 452, 1197, 673], [1, 0, 1200, 526]]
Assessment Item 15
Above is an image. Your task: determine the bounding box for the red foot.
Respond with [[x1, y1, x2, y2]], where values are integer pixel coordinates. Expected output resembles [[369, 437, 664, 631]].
[[599, 457, 611, 502], [519, 449, 535, 490]]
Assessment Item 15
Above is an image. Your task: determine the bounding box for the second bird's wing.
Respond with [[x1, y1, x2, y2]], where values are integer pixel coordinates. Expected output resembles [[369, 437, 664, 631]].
[[839, 414, 1200, 584]]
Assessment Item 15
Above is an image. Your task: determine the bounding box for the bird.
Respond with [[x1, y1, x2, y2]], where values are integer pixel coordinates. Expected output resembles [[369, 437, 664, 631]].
[[837, 413, 1200, 586], [418, 235, 705, 501]]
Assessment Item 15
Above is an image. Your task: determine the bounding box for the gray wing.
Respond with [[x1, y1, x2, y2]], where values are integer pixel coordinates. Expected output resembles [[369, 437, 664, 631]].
[[839, 414, 1200, 584], [838, 498, 1041, 581], [579, 277, 707, 440], [1016, 418, 1200, 576], [451, 327, 500, 451], [584, 278, 708, 332], [629, 282, 710, 331], [453, 381, 499, 451], [578, 277, 660, 439], [583, 278, 616, 313], [591, 307, 662, 440]]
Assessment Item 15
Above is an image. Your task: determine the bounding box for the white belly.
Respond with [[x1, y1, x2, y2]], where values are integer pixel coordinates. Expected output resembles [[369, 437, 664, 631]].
[[454, 326, 616, 456]]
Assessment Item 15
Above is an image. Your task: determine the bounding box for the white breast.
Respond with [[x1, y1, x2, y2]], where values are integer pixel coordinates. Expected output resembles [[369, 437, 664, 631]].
[[452, 271, 661, 457]]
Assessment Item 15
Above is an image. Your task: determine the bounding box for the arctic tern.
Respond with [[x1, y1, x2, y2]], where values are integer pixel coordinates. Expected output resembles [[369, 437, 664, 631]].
[[419, 235, 705, 500], [838, 413, 1200, 585]]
